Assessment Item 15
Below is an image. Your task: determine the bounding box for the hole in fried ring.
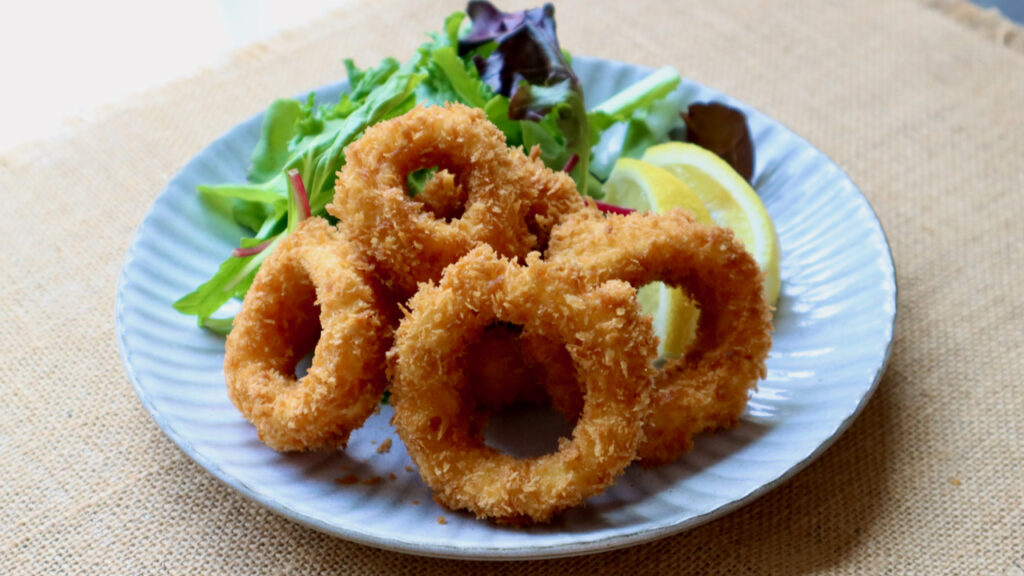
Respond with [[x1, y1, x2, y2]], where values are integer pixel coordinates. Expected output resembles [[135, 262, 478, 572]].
[[459, 322, 575, 459], [388, 245, 657, 523], [224, 218, 393, 452], [462, 323, 547, 413], [481, 402, 575, 460], [543, 207, 774, 465], [411, 169, 468, 223], [328, 103, 582, 298]]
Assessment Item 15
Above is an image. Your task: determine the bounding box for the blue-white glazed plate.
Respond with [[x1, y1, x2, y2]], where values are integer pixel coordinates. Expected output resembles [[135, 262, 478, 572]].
[[116, 57, 896, 559]]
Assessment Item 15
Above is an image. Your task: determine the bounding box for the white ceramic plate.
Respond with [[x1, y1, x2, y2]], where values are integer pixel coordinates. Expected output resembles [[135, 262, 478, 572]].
[[116, 57, 896, 560]]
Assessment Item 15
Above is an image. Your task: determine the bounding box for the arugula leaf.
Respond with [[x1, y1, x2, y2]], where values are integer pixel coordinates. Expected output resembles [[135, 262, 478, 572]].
[[196, 182, 286, 233], [197, 182, 288, 206], [345, 58, 401, 103], [174, 59, 421, 327], [172, 235, 280, 322], [248, 99, 303, 184], [432, 46, 489, 108], [482, 95, 520, 144], [520, 114, 569, 171], [416, 12, 521, 144], [289, 57, 425, 218], [176, 3, 689, 331], [413, 13, 467, 107], [199, 316, 235, 336]]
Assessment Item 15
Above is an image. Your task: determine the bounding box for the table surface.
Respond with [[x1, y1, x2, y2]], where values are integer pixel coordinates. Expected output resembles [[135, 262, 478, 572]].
[[2, 1, 1022, 574], [2, 0, 1018, 155]]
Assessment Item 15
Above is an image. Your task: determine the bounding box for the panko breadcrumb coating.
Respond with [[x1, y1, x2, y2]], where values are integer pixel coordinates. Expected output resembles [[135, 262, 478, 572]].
[[545, 207, 773, 464], [328, 103, 582, 298], [388, 246, 657, 523], [222, 104, 773, 523], [463, 323, 548, 412], [224, 218, 393, 452]]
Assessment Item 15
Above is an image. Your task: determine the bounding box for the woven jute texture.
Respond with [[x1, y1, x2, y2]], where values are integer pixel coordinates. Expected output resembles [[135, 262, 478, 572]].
[[2, 0, 1022, 573], [924, 0, 1024, 52]]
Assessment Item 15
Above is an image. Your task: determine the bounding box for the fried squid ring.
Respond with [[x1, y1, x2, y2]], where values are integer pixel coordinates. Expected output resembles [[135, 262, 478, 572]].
[[413, 169, 466, 222], [328, 103, 582, 297], [516, 145, 586, 251], [464, 323, 547, 412], [224, 218, 392, 452], [545, 208, 773, 465], [388, 246, 657, 523]]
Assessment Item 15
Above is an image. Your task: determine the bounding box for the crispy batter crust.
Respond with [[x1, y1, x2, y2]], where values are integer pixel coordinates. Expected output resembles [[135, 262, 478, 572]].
[[388, 246, 657, 523], [546, 207, 773, 464], [413, 169, 466, 221], [463, 323, 548, 412], [224, 218, 392, 452], [328, 103, 582, 297]]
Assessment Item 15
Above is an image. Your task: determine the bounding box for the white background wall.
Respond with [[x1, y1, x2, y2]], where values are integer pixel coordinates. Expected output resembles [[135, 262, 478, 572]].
[[0, 0, 352, 153]]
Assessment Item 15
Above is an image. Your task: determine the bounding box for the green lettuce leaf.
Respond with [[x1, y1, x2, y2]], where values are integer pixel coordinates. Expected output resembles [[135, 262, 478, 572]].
[[247, 99, 303, 184], [172, 235, 280, 322], [174, 57, 424, 328], [176, 5, 686, 331]]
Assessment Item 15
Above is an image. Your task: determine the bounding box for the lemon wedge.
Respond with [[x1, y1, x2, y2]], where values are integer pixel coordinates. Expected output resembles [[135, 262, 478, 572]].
[[602, 158, 713, 222], [602, 158, 713, 360], [642, 142, 781, 306]]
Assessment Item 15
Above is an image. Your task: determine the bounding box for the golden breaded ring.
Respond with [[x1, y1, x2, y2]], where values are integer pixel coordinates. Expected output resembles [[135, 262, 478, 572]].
[[546, 208, 773, 465], [517, 329, 580, 418], [415, 148, 584, 252], [413, 169, 466, 222], [328, 103, 582, 297], [517, 145, 586, 251], [463, 323, 548, 412], [224, 218, 391, 452], [388, 246, 657, 523]]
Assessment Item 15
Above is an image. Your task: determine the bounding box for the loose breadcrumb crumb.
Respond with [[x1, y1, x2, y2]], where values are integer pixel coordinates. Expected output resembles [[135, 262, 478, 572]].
[[437, 516, 448, 525], [388, 473, 397, 481], [376, 438, 393, 454], [334, 474, 359, 485], [362, 476, 382, 485], [412, 500, 420, 506], [405, 466, 414, 473]]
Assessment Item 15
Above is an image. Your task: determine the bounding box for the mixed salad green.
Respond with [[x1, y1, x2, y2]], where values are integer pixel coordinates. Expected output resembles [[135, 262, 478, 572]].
[[174, 1, 750, 332]]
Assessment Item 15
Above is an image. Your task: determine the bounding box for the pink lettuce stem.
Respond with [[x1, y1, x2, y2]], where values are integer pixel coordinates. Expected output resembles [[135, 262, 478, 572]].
[[287, 169, 311, 220]]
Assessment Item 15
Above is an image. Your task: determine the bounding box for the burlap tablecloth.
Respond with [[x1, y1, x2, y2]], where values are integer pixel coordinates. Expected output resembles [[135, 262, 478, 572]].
[[2, 0, 1022, 573]]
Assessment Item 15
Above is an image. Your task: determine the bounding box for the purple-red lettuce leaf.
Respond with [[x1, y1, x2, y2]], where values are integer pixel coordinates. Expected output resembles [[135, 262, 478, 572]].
[[677, 102, 755, 182], [458, 2, 591, 193]]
